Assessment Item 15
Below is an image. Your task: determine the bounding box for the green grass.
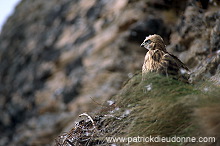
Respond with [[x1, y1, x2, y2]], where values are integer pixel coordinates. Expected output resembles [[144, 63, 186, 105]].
[[95, 73, 220, 145]]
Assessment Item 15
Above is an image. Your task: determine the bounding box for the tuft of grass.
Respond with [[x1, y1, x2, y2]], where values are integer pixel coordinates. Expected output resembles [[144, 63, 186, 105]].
[[111, 73, 196, 137], [56, 73, 220, 145], [99, 73, 220, 145]]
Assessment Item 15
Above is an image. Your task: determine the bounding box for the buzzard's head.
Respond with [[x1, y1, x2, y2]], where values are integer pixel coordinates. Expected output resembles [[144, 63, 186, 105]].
[[140, 34, 166, 52]]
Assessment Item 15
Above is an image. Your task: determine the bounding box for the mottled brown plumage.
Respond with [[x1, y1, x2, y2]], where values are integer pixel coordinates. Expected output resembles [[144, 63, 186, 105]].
[[141, 34, 190, 83]]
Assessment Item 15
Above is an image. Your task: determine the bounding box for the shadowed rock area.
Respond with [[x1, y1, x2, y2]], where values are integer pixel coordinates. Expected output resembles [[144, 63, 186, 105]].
[[0, 0, 219, 145]]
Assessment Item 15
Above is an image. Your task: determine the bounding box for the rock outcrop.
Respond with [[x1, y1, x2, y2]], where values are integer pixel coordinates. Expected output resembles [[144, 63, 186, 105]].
[[0, 0, 219, 145]]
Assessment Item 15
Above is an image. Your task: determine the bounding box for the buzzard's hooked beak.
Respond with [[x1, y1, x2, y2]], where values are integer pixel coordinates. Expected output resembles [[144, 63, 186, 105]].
[[140, 42, 145, 47]]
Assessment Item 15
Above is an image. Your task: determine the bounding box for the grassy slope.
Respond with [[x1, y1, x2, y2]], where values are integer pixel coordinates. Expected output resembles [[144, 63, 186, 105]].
[[99, 73, 220, 145]]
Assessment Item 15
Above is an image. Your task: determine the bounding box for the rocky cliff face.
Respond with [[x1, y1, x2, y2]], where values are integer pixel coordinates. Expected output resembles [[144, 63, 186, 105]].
[[0, 0, 219, 145]]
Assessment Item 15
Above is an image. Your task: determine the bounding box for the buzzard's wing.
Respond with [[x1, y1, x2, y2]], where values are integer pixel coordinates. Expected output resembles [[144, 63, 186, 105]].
[[168, 53, 189, 71], [158, 53, 190, 83]]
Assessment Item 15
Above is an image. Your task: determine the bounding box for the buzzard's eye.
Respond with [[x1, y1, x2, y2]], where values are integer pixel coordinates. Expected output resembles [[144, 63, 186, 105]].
[[145, 40, 151, 44]]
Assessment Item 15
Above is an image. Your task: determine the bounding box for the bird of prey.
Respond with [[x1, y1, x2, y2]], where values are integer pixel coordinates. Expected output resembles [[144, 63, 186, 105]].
[[140, 34, 190, 83]]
